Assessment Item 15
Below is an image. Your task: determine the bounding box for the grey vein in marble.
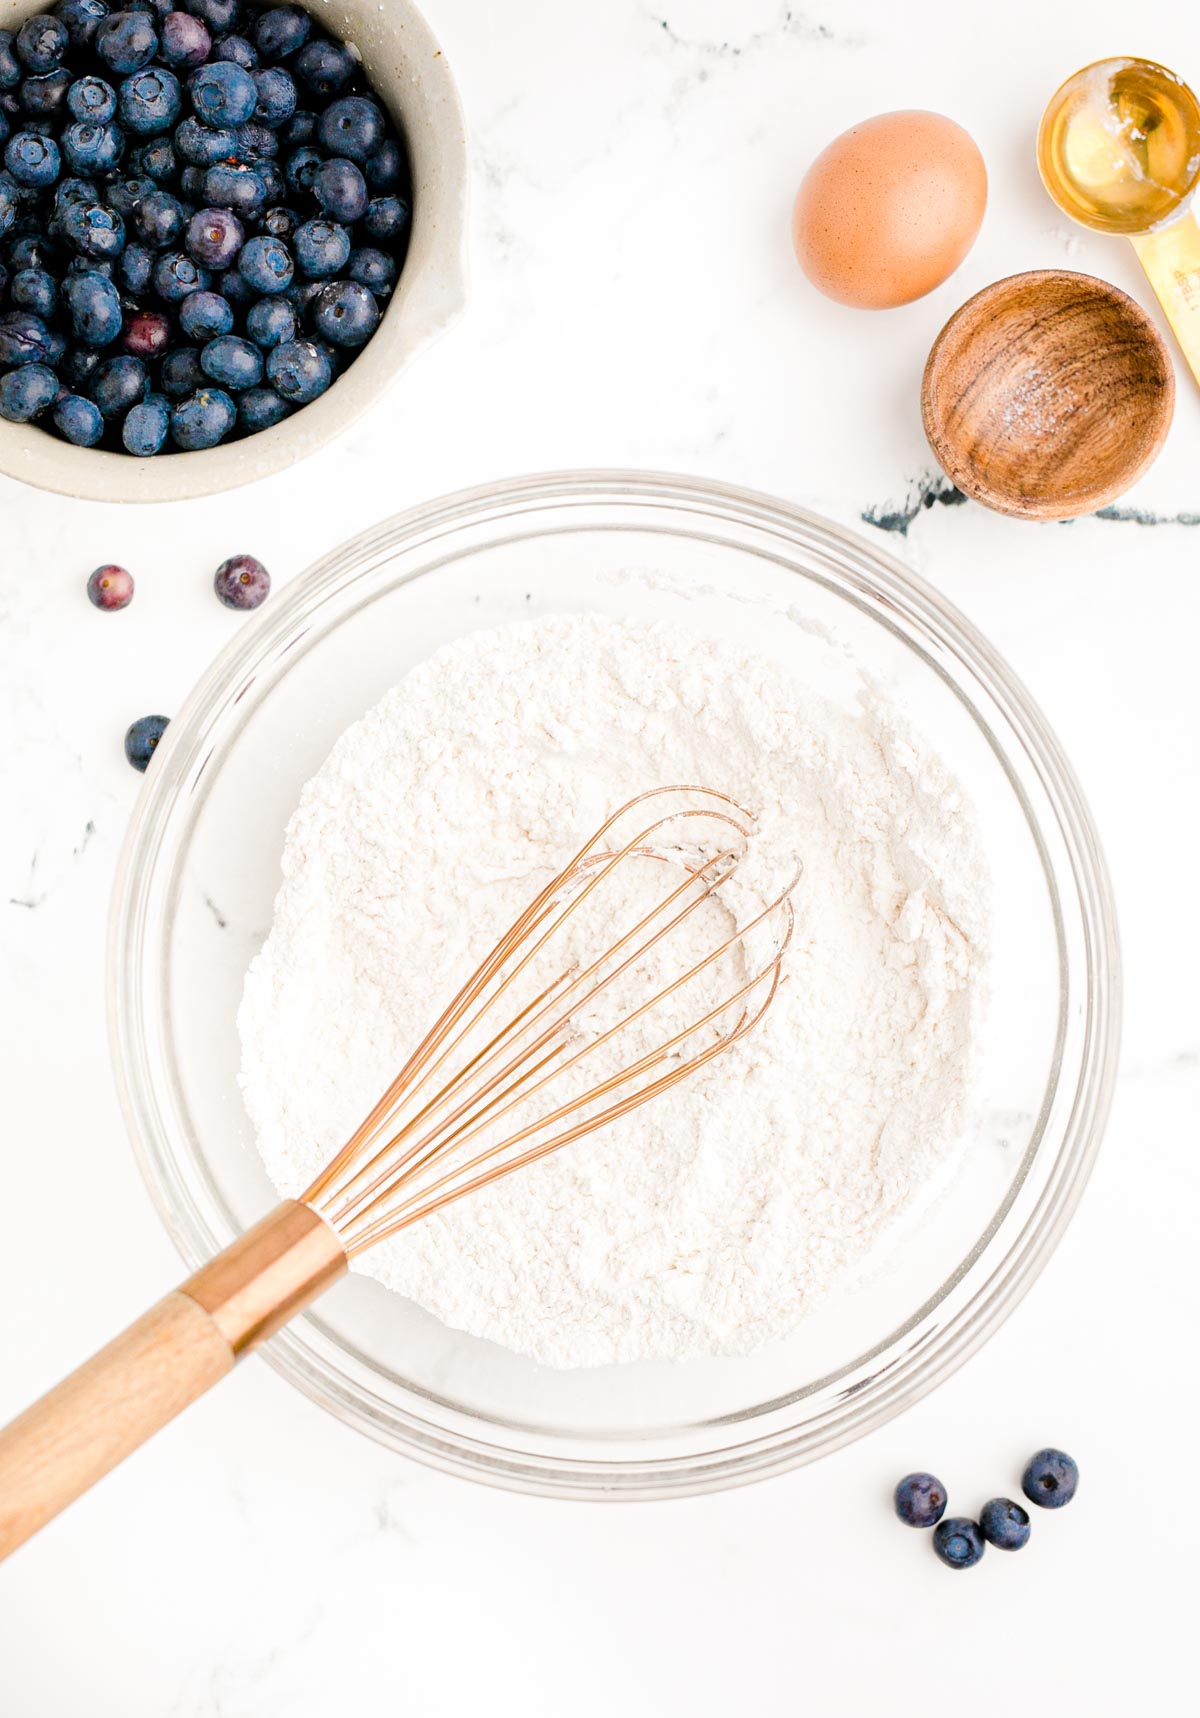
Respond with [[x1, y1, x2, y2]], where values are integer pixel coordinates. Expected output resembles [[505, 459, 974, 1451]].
[[861, 472, 967, 534]]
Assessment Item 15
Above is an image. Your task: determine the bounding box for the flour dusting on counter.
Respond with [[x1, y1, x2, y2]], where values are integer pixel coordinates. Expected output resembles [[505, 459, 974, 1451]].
[[238, 612, 988, 1368]]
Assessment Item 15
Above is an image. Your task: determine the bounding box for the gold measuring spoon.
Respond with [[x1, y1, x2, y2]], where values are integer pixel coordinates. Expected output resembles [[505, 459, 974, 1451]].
[[1038, 56, 1200, 386]]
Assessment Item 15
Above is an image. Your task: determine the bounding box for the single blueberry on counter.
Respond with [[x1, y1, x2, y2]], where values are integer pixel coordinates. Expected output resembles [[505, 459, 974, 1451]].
[[169, 382, 233, 446], [1021, 1448, 1078, 1510], [932, 1517, 985, 1570], [979, 1498, 1031, 1550], [87, 563, 136, 609], [122, 389, 170, 454], [0, 360, 58, 421], [53, 388, 104, 443], [214, 550, 269, 608], [125, 712, 169, 771], [66, 75, 117, 124], [893, 1472, 947, 1529], [312, 277, 378, 347]]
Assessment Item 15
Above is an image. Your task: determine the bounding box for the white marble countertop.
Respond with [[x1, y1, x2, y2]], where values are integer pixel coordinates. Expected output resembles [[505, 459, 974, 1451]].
[[2, 0, 1196, 1711]]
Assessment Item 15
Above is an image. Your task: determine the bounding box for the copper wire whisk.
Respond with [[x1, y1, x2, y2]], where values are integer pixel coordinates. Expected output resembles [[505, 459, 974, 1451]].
[[0, 787, 795, 1560]]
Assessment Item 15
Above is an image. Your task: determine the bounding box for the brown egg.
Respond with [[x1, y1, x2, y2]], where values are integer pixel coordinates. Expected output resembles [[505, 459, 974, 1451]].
[[792, 111, 987, 309]]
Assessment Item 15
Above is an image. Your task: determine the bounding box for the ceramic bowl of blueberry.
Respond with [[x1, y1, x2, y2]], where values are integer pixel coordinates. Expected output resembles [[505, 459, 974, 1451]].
[[0, 0, 468, 500]]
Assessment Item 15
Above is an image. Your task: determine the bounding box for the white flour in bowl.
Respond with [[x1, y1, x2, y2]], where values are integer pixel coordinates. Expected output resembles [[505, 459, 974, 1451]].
[[238, 611, 988, 1368]]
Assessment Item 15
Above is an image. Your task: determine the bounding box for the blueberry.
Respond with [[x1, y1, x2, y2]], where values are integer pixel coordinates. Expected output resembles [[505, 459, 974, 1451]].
[[184, 203, 242, 267], [53, 389, 104, 444], [260, 203, 296, 241], [281, 143, 320, 197], [122, 390, 170, 453], [237, 383, 288, 430], [211, 263, 252, 308], [253, 6, 308, 63], [210, 31, 255, 71], [979, 1498, 1031, 1550], [1021, 1448, 1078, 1510], [237, 232, 290, 293], [283, 274, 321, 322], [214, 550, 269, 607], [932, 1517, 985, 1570], [249, 64, 294, 126], [159, 9, 210, 66], [61, 121, 124, 174], [181, 0, 241, 33], [96, 11, 160, 75], [69, 202, 126, 260], [0, 174, 18, 236], [55, 1, 111, 51], [245, 294, 293, 348], [292, 216, 347, 278], [254, 157, 283, 205], [318, 96, 385, 164], [19, 70, 72, 118], [0, 109, 8, 149], [63, 269, 123, 353], [118, 65, 182, 133], [294, 38, 353, 98], [178, 287, 231, 339], [135, 187, 183, 244], [178, 163, 204, 199], [233, 119, 277, 158], [279, 107, 314, 147], [0, 33, 19, 93], [893, 1471, 947, 1529], [125, 712, 169, 771], [366, 138, 403, 192], [4, 131, 60, 188], [199, 331, 260, 389], [66, 253, 115, 281], [4, 228, 55, 269], [312, 278, 378, 347], [129, 135, 176, 179], [313, 156, 367, 224], [363, 194, 409, 244], [87, 563, 135, 608], [16, 16, 69, 75], [189, 60, 256, 128], [201, 159, 264, 216], [119, 240, 154, 293], [122, 305, 171, 358], [159, 342, 202, 396], [90, 352, 148, 415], [103, 173, 155, 217], [61, 344, 102, 389], [0, 361, 58, 421], [348, 245, 395, 299], [152, 247, 209, 299], [169, 382, 233, 446], [0, 308, 55, 364], [175, 113, 236, 164], [67, 76, 117, 124], [265, 337, 329, 403], [10, 265, 57, 317]]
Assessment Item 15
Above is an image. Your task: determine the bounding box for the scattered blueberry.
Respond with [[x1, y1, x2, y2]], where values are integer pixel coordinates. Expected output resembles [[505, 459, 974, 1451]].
[[214, 550, 269, 608], [125, 711, 169, 771], [893, 1472, 947, 1529], [932, 1517, 985, 1570], [87, 562, 135, 608], [1021, 1448, 1079, 1510], [979, 1498, 1031, 1550]]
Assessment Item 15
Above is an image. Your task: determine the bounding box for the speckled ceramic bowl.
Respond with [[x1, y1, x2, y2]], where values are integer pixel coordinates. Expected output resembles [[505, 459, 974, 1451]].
[[0, 0, 468, 502]]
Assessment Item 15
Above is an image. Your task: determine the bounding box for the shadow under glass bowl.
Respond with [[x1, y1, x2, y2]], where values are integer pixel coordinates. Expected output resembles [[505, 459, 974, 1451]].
[[108, 470, 1119, 1498], [0, 0, 468, 504]]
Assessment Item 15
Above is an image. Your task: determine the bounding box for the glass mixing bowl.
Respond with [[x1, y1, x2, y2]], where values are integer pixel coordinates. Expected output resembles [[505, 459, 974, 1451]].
[[109, 471, 1119, 1498]]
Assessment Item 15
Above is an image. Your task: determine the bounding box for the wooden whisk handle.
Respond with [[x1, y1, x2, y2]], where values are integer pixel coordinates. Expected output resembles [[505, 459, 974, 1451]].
[[0, 1201, 346, 1561]]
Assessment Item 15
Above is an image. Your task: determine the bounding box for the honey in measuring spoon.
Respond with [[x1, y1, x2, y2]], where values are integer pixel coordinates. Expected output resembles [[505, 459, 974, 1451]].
[[1038, 56, 1200, 386]]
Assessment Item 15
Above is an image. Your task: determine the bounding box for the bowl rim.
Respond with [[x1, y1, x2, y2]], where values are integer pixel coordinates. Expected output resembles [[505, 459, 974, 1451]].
[[0, 0, 469, 503], [921, 268, 1175, 520], [108, 468, 1121, 1498]]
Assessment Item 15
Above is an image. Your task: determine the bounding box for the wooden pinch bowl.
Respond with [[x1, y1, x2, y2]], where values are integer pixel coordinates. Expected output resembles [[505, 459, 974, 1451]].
[[921, 270, 1175, 520]]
